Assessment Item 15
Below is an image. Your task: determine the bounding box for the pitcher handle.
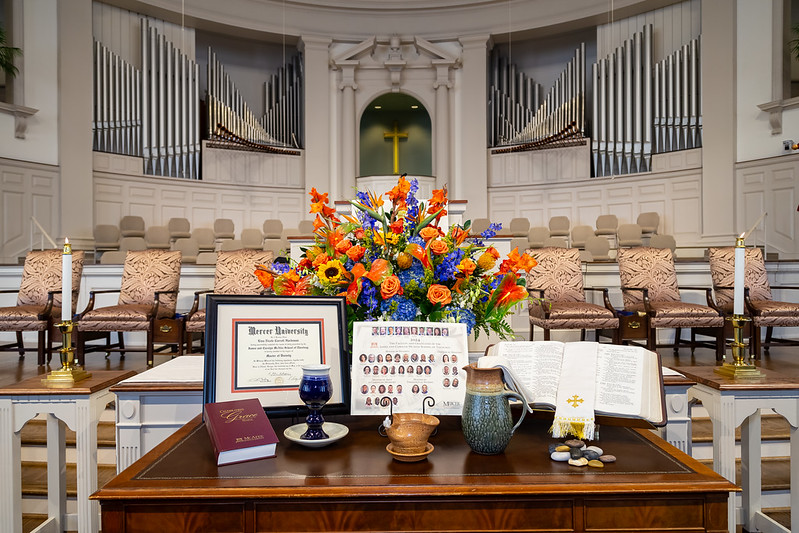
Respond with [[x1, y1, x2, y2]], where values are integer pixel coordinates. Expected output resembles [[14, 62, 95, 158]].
[[502, 390, 527, 436]]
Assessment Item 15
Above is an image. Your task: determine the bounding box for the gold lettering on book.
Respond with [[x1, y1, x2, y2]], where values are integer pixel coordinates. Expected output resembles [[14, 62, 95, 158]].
[[235, 434, 265, 443], [567, 395, 584, 408], [219, 407, 259, 423]]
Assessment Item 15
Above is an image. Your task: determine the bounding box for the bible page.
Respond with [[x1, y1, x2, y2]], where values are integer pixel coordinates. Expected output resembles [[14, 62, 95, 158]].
[[486, 341, 564, 408], [593, 344, 645, 418]]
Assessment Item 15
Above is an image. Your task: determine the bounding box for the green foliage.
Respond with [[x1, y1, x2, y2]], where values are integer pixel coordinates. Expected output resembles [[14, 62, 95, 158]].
[[0, 25, 22, 79], [790, 23, 799, 62]]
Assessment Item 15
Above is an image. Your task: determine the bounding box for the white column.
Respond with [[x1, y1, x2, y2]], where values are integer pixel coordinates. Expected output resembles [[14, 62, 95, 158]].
[[299, 35, 333, 198], [58, 0, 94, 250], [456, 35, 490, 218], [701, 0, 736, 239], [46, 413, 67, 532], [433, 62, 452, 191], [0, 399, 22, 533], [337, 62, 359, 200]]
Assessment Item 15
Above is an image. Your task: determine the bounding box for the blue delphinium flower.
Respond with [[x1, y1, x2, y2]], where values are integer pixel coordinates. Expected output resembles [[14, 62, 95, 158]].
[[359, 278, 378, 319], [406, 178, 420, 220], [355, 190, 379, 230], [380, 295, 418, 321], [435, 249, 464, 282], [271, 262, 291, 274], [443, 306, 477, 334], [482, 222, 502, 239]]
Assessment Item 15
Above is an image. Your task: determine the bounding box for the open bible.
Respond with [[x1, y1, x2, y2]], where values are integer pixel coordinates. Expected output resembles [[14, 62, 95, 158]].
[[478, 341, 666, 431]]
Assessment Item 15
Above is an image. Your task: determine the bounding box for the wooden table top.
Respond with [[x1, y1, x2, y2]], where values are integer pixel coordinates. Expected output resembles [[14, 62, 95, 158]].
[[93, 413, 736, 502], [672, 365, 799, 391], [0, 370, 137, 396]]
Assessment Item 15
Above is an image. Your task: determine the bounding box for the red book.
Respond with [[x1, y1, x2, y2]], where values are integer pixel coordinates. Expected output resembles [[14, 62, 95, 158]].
[[203, 398, 278, 466]]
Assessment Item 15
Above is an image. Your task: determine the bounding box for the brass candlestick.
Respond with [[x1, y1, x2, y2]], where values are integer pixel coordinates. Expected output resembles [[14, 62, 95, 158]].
[[714, 315, 762, 378], [42, 320, 91, 387]]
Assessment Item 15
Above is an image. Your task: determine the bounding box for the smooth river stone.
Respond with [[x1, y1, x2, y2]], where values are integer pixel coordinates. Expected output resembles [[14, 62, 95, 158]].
[[588, 460, 605, 468], [582, 450, 600, 461], [599, 454, 617, 463], [568, 457, 589, 467], [555, 445, 570, 452], [569, 448, 583, 459], [550, 451, 571, 462], [548, 444, 561, 454], [564, 439, 585, 449], [585, 445, 603, 456]]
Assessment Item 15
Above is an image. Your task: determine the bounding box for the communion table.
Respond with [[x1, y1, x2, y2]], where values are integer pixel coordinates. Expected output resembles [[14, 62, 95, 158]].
[[94, 414, 736, 533]]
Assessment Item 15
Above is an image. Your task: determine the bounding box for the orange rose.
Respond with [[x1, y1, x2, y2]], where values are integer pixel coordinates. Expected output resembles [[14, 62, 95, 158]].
[[419, 226, 440, 242], [335, 239, 353, 254], [428, 239, 449, 256], [427, 284, 452, 305], [312, 252, 330, 269], [346, 245, 365, 262], [354, 227, 365, 239], [380, 275, 401, 299]]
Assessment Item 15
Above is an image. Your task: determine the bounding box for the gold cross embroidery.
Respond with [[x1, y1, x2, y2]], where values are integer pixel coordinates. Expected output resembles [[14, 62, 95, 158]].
[[567, 395, 584, 408]]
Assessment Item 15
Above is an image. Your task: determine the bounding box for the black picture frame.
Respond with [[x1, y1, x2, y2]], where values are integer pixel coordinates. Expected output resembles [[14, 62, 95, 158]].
[[203, 294, 350, 417]]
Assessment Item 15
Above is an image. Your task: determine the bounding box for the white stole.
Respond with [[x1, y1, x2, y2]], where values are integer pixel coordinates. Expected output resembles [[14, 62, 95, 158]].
[[550, 342, 598, 441]]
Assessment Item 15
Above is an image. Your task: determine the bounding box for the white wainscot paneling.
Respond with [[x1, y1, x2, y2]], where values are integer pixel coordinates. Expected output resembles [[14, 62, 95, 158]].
[[488, 144, 591, 188], [0, 158, 59, 264], [201, 142, 304, 189], [737, 155, 799, 259]]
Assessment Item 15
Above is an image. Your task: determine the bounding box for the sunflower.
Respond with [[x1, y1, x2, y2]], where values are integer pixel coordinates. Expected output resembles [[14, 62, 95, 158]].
[[318, 259, 347, 285]]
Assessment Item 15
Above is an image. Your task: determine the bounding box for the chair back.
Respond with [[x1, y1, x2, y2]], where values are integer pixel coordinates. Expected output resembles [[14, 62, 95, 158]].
[[527, 226, 550, 248], [594, 214, 618, 235], [118, 250, 182, 318], [548, 216, 570, 236], [508, 218, 530, 237], [241, 228, 264, 250], [213, 250, 275, 294], [616, 223, 643, 247], [297, 220, 315, 234], [144, 226, 171, 249], [616, 247, 681, 307], [526, 247, 585, 303], [213, 218, 235, 239], [585, 236, 611, 261], [120, 215, 146, 237], [93, 225, 120, 249], [192, 228, 216, 252], [174, 238, 199, 263], [707, 247, 772, 308], [650, 233, 676, 252], [18, 250, 85, 312], [262, 219, 283, 239], [570, 225, 594, 249], [637, 212, 660, 234], [470, 218, 490, 235], [167, 218, 191, 239], [120, 236, 147, 251], [542, 237, 568, 248]]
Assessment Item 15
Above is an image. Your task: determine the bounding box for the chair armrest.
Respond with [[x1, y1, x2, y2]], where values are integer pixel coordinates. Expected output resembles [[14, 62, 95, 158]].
[[76, 288, 121, 319], [187, 289, 213, 317], [38, 290, 57, 320], [153, 289, 180, 318], [584, 287, 617, 313], [527, 288, 545, 298]]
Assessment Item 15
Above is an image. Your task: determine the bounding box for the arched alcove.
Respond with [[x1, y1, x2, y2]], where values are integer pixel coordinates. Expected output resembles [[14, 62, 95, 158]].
[[359, 93, 432, 177]]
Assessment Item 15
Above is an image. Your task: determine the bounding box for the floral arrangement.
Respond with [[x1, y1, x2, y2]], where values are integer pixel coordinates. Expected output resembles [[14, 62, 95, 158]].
[[255, 176, 536, 343]]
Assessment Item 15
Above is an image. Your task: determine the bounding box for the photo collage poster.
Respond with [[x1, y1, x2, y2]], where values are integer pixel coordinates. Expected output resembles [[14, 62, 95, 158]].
[[350, 321, 468, 415]]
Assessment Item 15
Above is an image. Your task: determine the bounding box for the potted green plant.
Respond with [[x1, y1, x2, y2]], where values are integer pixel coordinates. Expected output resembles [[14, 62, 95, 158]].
[[0, 24, 22, 79]]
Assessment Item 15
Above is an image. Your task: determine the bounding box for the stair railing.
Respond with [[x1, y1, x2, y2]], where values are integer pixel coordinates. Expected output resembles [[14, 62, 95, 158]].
[[30, 217, 57, 251]]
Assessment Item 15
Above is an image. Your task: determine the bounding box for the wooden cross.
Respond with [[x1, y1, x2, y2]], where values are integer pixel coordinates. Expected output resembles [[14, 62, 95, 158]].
[[384, 121, 408, 174], [567, 395, 584, 408]]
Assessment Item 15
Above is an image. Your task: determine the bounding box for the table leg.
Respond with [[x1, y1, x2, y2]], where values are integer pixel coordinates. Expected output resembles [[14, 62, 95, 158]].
[[0, 398, 22, 533], [46, 413, 67, 532], [703, 392, 737, 533], [740, 409, 761, 532], [75, 400, 100, 533]]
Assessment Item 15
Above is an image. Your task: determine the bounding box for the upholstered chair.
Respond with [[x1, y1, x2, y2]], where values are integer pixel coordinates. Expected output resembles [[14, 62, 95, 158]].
[[650, 233, 677, 253], [119, 215, 146, 238], [76, 249, 182, 367], [185, 249, 275, 353], [637, 212, 660, 242], [241, 228, 265, 250], [508, 217, 531, 237], [192, 228, 217, 252], [570, 225, 594, 249], [93, 224, 121, 260], [167, 217, 191, 242], [527, 227, 550, 249], [542, 237, 568, 248], [594, 214, 618, 248], [616, 223, 643, 248], [213, 218, 236, 242], [262, 219, 285, 255], [297, 220, 315, 234], [585, 236, 612, 261], [526, 247, 619, 342], [708, 246, 799, 357], [548, 216, 571, 244], [0, 249, 85, 364], [469, 218, 490, 235], [144, 226, 172, 250], [616, 247, 724, 358], [174, 238, 199, 264]]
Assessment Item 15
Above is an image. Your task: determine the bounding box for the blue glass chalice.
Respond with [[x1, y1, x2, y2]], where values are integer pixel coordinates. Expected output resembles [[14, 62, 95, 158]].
[[299, 364, 333, 440]]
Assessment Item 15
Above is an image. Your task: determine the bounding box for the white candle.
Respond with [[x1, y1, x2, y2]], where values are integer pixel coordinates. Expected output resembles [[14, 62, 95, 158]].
[[733, 234, 745, 316], [62, 238, 72, 321]]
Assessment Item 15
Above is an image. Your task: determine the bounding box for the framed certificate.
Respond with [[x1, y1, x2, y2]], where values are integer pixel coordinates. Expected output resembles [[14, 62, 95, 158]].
[[203, 294, 350, 416]]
